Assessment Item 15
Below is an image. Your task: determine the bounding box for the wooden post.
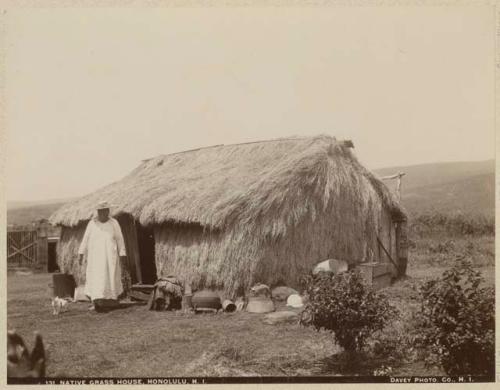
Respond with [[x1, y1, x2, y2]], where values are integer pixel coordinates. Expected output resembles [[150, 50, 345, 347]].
[[36, 223, 48, 271], [395, 219, 408, 277], [132, 219, 143, 284], [116, 214, 142, 284]]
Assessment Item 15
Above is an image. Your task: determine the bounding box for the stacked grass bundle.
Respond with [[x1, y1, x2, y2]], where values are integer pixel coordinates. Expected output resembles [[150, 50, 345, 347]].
[[50, 135, 407, 297]]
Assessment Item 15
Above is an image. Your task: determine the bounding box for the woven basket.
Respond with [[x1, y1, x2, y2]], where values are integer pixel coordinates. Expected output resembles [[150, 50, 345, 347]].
[[246, 296, 275, 314]]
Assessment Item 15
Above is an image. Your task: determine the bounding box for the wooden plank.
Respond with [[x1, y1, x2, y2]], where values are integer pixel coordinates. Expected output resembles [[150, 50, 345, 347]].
[[395, 220, 408, 276], [7, 242, 36, 257], [376, 236, 398, 270], [131, 285, 155, 296], [381, 172, 406, 201], [7, 244, 36, 262], [37, 236, 48, 268], [7, 230, 38, 266], [7, 233, 19, 247], [129, 290, 151, 302]]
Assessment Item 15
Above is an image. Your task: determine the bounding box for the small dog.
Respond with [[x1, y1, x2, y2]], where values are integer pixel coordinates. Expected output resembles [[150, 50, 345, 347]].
[[51, 296, 71, 315]]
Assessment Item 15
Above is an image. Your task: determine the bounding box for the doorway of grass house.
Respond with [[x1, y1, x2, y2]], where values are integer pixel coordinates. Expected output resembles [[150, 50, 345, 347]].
[[47, 240, 59, 273], [136, 224, 157, 284]]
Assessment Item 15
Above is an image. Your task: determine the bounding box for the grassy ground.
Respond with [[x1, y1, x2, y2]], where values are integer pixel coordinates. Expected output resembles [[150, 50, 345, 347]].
[[7, 274, 338, 377], [7, 233, 494, 377]]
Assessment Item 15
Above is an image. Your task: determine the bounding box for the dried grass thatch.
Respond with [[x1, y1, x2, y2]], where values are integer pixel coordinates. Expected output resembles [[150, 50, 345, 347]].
[[50, 135, 405, 228], [57, 223, 86, 285], [52, 135, 407, 296]]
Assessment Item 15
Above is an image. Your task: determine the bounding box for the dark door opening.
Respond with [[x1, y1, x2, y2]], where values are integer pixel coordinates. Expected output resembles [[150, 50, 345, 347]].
[[47, 241, 59, 273], [136, 224, 157, 284]]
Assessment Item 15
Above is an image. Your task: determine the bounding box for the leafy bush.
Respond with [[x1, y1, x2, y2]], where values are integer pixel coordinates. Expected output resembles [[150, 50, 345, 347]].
[[369, 328, 408, 363], [414, 258, 495, 376], [301, 270, 398, 352]]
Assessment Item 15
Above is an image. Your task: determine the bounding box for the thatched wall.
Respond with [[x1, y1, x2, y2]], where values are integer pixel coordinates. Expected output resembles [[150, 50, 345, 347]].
[[154, 157, 397, 297], [57, 223, 87, 285]]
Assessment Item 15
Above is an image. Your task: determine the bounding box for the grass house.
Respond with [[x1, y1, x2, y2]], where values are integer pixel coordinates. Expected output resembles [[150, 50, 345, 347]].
[[49, 135, 408, 297]]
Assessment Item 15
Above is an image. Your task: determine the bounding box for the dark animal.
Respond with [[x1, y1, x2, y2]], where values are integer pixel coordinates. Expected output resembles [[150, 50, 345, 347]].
[[7, 330, 45, 378]]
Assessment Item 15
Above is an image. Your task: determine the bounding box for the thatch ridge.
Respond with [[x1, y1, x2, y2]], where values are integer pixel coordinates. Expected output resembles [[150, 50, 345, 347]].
[[49, 135, 406, 231]]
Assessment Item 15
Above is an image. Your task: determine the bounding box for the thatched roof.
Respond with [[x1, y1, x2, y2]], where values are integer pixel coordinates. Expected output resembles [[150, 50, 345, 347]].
[[49, 135, 406, 230]]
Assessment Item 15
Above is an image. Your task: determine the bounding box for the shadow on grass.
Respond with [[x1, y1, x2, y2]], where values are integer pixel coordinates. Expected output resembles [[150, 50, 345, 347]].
[[95, 301, 146, 313], [313, 351, 386, 376]]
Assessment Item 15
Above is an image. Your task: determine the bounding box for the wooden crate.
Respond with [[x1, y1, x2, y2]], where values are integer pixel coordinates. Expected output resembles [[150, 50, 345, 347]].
[[356, 262, 392, 290]]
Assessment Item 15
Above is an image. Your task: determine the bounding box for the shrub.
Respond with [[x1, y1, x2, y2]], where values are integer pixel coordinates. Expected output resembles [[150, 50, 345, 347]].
[[301, 270, 398, 352], [369, 328, 408, 363], [414, 258, 495, 376]]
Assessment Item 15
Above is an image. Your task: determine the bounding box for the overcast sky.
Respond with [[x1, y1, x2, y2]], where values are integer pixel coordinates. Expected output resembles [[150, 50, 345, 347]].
[[5, 6, 495, 202]]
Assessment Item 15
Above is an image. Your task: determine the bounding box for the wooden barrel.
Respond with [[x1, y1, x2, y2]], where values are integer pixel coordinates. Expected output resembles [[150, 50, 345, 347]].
[[52, 273, 76, 298]]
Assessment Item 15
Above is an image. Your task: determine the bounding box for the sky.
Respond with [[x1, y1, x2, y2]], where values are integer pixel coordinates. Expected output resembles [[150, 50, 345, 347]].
[[4, 6, 495, 202]]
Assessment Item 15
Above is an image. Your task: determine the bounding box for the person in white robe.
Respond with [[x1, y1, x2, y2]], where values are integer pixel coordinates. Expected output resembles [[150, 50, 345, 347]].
[[78, 201, 127, 308]]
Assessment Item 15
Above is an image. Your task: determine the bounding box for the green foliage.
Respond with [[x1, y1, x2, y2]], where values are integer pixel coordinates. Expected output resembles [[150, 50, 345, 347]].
[[414, 258, 495, 376], [301, 270, 398, 352]]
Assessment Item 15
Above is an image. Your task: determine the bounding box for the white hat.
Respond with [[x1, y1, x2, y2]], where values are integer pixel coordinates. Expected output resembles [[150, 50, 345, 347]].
[[96, 201, 111, 210]]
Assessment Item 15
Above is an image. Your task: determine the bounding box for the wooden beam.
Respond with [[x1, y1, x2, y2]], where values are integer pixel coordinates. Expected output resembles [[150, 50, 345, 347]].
[[376, 236, 398, 270], [380, 172, 406, 180], [132, 219, 143, 284], [395, 220, 408, 277], [8, 242, 37, 262], [381, 171, 406, 201]]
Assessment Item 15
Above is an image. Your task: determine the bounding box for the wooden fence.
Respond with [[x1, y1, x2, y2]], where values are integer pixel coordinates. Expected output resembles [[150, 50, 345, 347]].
[[7, 221, 61, 270], [7, 229, 38, 267]]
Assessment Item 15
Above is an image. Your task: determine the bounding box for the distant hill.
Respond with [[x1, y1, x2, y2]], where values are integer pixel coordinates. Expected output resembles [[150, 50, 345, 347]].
[[374, 160, 494, 217], [7, 159, 494, 225], [7, 197, 78, 210], [7, 202, 68, 226]]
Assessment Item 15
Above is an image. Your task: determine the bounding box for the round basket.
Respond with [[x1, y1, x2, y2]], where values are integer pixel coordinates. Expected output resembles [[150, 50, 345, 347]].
[[246, 296, 275, 314]]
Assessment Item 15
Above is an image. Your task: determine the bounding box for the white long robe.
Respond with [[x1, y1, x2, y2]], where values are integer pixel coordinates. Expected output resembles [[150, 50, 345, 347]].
[[78, 217, 126, 300]]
